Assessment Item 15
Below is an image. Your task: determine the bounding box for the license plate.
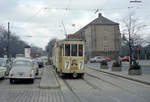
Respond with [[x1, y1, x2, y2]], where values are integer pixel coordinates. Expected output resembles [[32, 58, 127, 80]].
[[18, 72, 24, 76]]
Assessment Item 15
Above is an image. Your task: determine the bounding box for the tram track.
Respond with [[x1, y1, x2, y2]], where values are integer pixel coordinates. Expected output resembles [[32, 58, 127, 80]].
[[85, 72, 130, 91], [58, 74, 103, 102], [87, 67, 150, 87], [62, 79, 82, 102], [61, 77, 103, 102], [85, 70, 150, 100], [53, 68, 82, 102], [86, 68, 142, 93]]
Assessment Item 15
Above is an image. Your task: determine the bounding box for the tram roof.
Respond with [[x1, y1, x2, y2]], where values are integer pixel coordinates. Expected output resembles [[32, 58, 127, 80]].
[[64, 39, 84, 41], [55, 38, 84, 46]]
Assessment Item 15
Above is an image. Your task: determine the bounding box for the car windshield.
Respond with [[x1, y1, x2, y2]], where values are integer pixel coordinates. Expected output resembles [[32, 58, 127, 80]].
[[13, 60, 32, 66]]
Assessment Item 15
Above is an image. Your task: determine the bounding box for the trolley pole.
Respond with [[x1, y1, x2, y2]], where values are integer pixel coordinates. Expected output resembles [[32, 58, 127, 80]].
[[61, 20, 67, 38]]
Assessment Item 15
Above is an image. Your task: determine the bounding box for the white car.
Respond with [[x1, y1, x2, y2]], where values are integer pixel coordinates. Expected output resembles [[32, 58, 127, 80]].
[[32, 60, 39, 75], [0, 59, 8, 78], [9, 58, 35, 84], [89, 56, 106, 63], [0, 64, 6, 79]]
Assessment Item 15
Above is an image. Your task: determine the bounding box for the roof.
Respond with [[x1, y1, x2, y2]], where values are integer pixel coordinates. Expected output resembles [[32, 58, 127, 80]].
[[73, 13, 119, 35], [89, 13, 118, 25]]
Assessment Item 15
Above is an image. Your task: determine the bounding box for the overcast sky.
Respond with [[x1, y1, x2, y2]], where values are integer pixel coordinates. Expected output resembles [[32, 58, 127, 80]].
[[0, 0, 150, 49]]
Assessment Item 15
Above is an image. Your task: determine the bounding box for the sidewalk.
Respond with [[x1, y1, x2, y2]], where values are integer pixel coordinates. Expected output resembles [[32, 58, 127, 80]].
[[39, 65, 60, 89], [86, 65, 150, 85]]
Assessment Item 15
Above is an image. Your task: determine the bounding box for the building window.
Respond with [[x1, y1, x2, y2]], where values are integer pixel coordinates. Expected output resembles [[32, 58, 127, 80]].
[[104, 36, 108, 40], [104, 26, 108, 31]]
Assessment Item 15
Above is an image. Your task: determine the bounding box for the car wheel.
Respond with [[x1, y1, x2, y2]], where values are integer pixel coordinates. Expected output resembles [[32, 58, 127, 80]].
[[30, 79, 34, 83], [73, 72, 78, 78], [35, 73, 38, 75], [0, 77, 4, 80], [10, 79, 14, 84], [36, 70, 39, 75]]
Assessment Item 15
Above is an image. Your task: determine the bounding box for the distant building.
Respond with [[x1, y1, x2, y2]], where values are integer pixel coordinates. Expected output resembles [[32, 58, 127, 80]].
[[74, 13, 121, 60], [24, 45, 31, 58]]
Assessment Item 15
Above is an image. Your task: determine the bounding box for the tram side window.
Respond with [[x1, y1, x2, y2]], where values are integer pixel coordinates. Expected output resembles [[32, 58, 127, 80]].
[[79, 44, 83, 56], [71, 44, 77, 56], [65, 44, 70, 56]]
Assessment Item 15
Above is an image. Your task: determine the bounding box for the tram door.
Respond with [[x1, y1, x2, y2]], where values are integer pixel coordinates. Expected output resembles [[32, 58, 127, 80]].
[[59, 47, 62, 69], [70, 44, 78, 70], [64, 44, 71, 70]]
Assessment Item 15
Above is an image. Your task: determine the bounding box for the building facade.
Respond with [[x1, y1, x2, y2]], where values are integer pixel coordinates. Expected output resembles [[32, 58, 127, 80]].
[[74, 13, 121, 60]]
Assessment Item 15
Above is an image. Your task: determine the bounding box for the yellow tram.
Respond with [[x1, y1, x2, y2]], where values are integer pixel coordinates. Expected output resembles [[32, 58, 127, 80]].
[[52, 39, 85, 78]]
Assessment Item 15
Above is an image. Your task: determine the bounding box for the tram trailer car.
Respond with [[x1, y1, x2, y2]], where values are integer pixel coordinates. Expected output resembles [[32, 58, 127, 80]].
[[52, 39, 85, 78]]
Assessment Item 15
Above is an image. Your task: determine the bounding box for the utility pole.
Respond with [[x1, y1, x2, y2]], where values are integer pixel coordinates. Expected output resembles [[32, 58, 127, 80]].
[[7, 22, 10, 59]]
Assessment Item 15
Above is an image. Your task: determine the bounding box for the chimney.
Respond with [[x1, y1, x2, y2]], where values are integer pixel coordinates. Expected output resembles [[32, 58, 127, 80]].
[[98, 13, 102, 18]]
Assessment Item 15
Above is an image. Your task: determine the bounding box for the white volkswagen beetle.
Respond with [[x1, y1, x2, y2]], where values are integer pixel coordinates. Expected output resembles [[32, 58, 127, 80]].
[[9, 58, 35, 84]]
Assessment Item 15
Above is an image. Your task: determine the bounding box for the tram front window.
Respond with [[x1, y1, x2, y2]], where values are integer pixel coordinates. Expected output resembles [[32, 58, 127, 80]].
[[71, 44, 77, 56], [79, 44, 83, 56], [65, 44, 70, 56]]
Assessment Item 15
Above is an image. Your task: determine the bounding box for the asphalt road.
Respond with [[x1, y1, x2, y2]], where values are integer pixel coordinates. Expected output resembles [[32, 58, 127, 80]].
[[0, 65, 150, 102]]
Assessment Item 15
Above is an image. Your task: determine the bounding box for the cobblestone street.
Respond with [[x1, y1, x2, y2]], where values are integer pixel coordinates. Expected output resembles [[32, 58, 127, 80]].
[[0, 65, 150, 102]]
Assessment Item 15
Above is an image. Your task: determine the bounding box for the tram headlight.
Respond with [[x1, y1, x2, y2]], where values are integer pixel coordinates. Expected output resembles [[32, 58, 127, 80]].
[[72, 59, 77, 65]]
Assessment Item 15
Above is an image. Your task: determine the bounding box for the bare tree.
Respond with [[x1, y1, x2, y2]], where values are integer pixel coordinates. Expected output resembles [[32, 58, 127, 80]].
[[46, 38, 57, 57], [122, 13, 146, 65], [0, 25, 28, 57]]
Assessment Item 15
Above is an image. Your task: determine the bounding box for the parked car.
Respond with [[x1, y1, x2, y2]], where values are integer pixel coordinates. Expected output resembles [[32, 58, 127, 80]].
[[121, 56, 129, 62], [9, 58, 35, 84], [105, 57, 112, 62], [89, 56, 106, 63], [41, 56, 47, 65], [0, 63, 6, 79], [32, 60, 39, 75], [0, 58, 11, 75]]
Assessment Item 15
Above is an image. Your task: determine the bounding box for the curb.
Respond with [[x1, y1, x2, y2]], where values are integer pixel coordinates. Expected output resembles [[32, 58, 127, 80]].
[[87, 66, 150, 86]]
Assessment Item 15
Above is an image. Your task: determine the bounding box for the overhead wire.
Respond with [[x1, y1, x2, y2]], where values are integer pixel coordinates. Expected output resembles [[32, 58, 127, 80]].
[[26, 7, 46, 22], [13, 1, 149, 39]]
